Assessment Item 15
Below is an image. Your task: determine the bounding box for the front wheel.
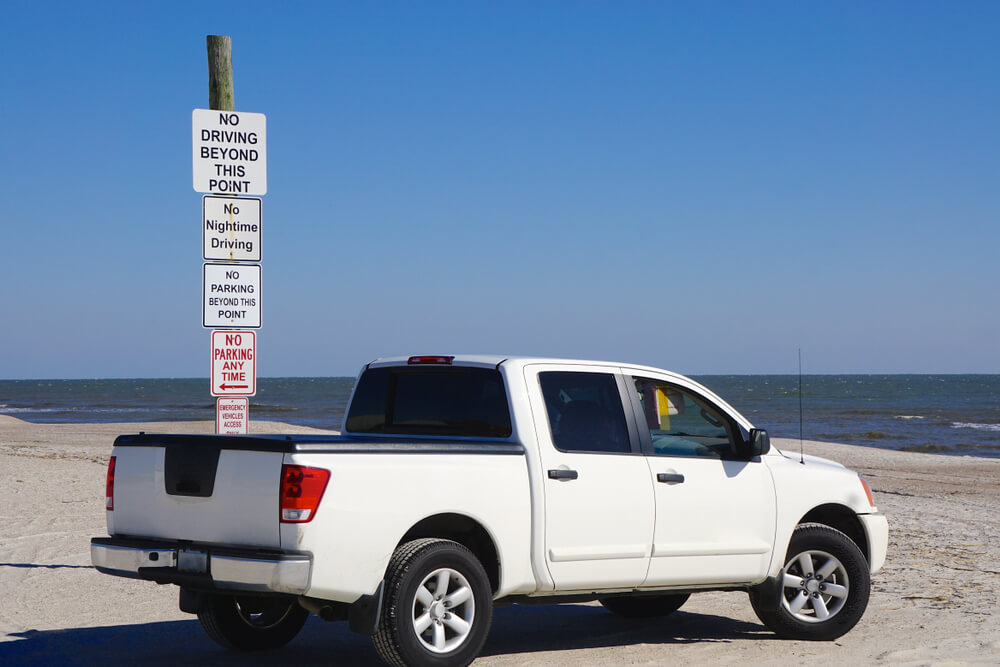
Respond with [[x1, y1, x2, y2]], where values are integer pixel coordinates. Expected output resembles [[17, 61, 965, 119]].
[[373, 538, 493, 667], [198, 594, 308, 650], [750, 523, 870, 640]]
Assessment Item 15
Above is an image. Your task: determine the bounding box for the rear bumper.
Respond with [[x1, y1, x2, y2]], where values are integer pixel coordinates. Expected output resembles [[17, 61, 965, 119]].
[[90, 537, 312, 595]]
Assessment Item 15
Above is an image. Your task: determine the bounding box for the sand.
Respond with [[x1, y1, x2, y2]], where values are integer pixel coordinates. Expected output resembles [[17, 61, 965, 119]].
[[1, 415, 998, 665]]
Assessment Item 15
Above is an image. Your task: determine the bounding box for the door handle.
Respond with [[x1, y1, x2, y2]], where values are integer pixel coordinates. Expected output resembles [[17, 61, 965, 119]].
[[548, 469, 579, 480], [656, 472, 685, 484]]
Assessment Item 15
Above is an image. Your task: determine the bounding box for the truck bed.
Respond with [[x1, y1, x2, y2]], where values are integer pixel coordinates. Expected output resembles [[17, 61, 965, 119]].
[[109, 433, 524, 548]]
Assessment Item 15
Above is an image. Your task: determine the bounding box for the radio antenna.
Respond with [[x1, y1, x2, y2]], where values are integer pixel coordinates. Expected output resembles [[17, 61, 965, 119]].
[[798, 348, 804, 464]]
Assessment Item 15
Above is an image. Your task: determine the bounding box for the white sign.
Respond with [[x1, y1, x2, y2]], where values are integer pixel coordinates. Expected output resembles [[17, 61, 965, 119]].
[[203, 195, 262, 262], [211, 330, 256, 396], [216, 397, 249, 434], [203, 263, 261, 328], [193, 109, 267, 195]]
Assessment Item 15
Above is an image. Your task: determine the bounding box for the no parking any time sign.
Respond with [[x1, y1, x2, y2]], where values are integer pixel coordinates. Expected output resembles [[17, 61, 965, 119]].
[[211, 330, 256, 396]]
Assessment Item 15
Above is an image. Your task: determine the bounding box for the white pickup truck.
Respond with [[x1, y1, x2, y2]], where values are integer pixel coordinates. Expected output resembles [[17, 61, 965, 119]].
[[92, 355, 888, 666]]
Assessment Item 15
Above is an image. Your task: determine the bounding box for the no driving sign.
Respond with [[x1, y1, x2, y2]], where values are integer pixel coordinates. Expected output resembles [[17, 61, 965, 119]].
[[193, 109, 267, 195]]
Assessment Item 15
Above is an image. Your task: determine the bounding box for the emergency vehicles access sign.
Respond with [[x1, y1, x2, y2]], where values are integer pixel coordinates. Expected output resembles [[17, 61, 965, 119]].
[[216, 397, 249, 435]]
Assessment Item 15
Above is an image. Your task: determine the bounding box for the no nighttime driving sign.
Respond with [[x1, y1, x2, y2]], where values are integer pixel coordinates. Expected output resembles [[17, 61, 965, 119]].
[[203, 195, 261, 262]]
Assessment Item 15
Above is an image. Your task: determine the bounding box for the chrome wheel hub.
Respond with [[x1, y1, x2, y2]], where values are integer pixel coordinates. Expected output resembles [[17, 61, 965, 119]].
[[781, 549, 850, 623], [411, 567, 476, 653]]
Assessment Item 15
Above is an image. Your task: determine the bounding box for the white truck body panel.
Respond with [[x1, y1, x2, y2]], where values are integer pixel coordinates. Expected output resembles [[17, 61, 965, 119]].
[[522, 362, 656, 590], [642, 456, 776, 586], [110, 447, 283, 548], [763, 450, 882, 577], [280, 451, 535, 602], [618, 364, 777, 587]]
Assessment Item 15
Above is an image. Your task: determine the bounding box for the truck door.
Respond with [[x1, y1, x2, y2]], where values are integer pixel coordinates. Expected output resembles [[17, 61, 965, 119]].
[[626, 374, 777, 587], [525, 365, 655, 590]]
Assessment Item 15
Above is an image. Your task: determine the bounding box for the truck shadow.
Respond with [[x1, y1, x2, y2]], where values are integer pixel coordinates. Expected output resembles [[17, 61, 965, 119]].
[[484, 603, 768, 656], [0, 604, 769, 665], [0, 562, 94, 570]]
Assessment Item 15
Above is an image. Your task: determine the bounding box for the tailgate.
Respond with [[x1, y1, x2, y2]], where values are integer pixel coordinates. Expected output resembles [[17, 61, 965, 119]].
[[110, 442, 282, 548]]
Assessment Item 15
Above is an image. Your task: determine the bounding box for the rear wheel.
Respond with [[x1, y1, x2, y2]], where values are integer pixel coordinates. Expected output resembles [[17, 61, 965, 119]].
[[373, 538, 492, 667], [599, 593, 690, 618], [198, 594, 308, 650], [750, 523, 870, 640]]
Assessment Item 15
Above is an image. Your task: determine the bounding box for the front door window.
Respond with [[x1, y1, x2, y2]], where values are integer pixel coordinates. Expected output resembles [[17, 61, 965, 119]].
[[633, 378, 739, 459]]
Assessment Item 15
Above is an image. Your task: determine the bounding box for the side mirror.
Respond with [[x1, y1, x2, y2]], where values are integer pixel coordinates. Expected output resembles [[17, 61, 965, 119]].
[[748, 428, 771, 457]]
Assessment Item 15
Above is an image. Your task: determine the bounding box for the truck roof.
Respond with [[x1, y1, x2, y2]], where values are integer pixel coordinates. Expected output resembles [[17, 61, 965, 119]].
[[366, 354, 689, 378], [365, 355, 749, 431], [368, 354, 511, 369]]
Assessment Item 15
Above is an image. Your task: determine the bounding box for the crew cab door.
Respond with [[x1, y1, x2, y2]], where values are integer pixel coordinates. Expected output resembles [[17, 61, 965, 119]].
[[625, 373, 776, 586], [525, 364, 655, 590]]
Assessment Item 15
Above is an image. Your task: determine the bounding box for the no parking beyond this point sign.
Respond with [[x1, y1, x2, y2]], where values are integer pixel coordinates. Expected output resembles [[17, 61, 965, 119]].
[[211, 330, 256, 396], [203, 263, 261, 328]]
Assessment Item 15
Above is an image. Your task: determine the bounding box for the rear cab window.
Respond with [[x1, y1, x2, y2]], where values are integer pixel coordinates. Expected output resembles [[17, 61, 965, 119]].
[[345, 366, 512, 437]]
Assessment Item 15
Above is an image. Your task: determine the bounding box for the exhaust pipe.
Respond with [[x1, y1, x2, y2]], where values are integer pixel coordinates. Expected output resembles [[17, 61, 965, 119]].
[[298, 596, 347, 622]]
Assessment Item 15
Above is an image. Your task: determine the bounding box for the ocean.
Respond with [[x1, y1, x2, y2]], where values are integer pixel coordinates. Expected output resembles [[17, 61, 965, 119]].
[[1, 375, 998, 458]]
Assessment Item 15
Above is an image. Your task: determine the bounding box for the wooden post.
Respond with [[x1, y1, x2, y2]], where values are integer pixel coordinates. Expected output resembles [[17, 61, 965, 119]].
[[206, 35, 242, 433], [206, 35, 234, 111]]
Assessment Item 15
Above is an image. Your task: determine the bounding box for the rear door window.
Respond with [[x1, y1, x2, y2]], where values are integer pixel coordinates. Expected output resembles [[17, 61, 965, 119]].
[[539, 372, 631, 454], [346, 366, 512, 437]]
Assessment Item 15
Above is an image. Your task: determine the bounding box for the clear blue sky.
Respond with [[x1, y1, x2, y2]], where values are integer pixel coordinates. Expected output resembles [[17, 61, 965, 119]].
[[2, 1, 997, 378]]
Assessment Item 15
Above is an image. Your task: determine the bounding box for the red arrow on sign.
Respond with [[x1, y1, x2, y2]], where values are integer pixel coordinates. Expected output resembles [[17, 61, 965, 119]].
[[219, 384, 249, 390]]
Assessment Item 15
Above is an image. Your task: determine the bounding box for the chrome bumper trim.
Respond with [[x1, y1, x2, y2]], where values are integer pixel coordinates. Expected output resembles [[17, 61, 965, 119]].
[[90, 542, 177, 575], [90, 539, 311, 595]]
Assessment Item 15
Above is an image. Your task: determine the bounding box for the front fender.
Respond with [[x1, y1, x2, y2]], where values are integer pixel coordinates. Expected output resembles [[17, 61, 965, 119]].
[[764, 453, 881, 576]]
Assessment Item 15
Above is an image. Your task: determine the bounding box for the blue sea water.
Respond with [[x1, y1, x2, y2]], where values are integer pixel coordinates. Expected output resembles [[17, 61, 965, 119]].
[[0, 375, 998, 458], [695, 375, 1000, 458]]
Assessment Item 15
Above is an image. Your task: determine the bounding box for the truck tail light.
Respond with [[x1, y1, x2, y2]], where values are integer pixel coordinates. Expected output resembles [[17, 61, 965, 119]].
[[407, 355, 454, 365], [280, 464, 330, 523], [859, 475, 875, 507], [106, 456, 116, 510]]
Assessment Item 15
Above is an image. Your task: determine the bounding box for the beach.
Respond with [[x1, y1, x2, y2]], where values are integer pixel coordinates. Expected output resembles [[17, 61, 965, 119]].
[[1, 415, 998, 665]]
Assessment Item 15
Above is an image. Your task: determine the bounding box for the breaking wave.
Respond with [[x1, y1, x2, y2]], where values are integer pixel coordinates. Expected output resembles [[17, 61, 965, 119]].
[[951, 422, 1000, 432]]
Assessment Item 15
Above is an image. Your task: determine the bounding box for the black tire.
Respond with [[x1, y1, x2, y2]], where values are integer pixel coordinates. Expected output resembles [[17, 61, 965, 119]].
[[749, 523, 870, 641], [198, 594, 309, 650], [373, 538, 493, 667], [599, 593, 690, 618]]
